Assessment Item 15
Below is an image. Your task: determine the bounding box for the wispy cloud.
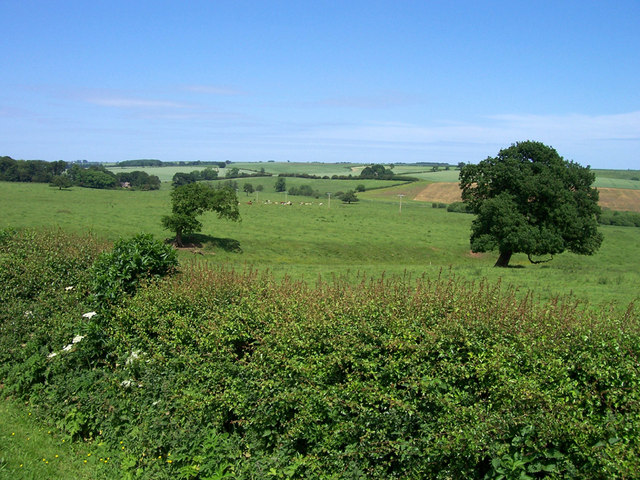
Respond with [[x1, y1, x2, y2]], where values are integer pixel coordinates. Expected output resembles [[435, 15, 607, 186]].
[[317, 92, 420, 109], [183, 85, 245, 95], [487, 111, 640, 141], [85, 96, 192, 109], [299, 111, 640, 146]]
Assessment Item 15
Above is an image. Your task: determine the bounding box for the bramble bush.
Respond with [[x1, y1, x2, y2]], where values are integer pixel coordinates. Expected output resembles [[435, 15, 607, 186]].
[[90, 233, 178, 309], [1, 229, 639, 478]]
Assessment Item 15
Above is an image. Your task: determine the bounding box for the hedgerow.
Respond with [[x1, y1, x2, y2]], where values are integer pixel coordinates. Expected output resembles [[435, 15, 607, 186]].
[[1, 229, 639, 478]]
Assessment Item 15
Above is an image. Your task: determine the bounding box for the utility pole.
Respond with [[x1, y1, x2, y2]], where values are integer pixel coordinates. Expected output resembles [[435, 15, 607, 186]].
[[397, 194, 405, 214], [327, 192, 331, 208]]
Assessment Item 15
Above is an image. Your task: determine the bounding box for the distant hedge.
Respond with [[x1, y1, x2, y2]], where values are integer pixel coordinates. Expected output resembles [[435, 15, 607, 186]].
[[1, 229, 639, 479], [599, 209, 640, 227], [447, 201, 473, 213]]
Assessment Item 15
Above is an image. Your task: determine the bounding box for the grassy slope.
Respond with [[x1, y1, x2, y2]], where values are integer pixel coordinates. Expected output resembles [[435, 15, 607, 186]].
[[1, 181, 638, 308], [0, 399, 103, 480]]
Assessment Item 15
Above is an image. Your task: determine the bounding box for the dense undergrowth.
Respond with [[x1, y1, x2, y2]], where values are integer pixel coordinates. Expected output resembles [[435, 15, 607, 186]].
[[1, 228, 639, 479]]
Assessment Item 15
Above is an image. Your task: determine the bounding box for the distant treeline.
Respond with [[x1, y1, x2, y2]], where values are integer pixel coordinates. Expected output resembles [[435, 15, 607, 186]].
[[277, 164, 420, 183], [66, 165, 161, 190], [0, 156, 159, 190], [0, 156, 67, 183], [172, 166, 271, 187], [117, 159, 228, 168]]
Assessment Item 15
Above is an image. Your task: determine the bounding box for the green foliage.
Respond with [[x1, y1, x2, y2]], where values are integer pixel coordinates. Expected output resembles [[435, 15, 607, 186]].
[[161, 183, 240, 246], [90, 234, 178, 307], [274, 177, 286, 192], [116, 170, 161, 190], [460, 141, 603, 267], [118, 159, 163, 167], [2, 230, 639, 478], [341, 190, 359, 203], [172, 171, 198, 187], [67, 165, 119, 189], [288, 184, 319, 198], [447, 201, 473, 213], [599, 209, 640, 227], [360, 164, 394, 179], [49, 175, 73, 190], [0, 156, 67, 183]]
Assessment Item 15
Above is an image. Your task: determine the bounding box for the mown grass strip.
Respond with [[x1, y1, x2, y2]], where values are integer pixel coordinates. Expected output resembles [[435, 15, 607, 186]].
[[0, 398, 105, 480]]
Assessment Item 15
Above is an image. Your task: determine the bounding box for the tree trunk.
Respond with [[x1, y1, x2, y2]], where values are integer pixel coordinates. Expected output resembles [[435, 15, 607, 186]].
[[175, 230, 184, 248], [494, 250, 512, 268]]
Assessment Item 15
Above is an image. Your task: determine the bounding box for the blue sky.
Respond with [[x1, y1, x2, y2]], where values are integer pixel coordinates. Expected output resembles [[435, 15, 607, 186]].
[[1, 1, 638, 168]]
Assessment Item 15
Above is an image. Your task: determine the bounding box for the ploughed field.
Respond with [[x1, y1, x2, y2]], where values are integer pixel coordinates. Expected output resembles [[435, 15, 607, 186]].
[[413, 182, 640, 212]]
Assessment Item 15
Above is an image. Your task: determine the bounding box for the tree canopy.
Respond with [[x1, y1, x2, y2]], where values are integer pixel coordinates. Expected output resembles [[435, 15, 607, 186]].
[[161, 183, 240, 247], [274, 177, 286, 192], [360, 164, 394, 179], [341, 190, 359, 204], [459, 141, 603, 267]]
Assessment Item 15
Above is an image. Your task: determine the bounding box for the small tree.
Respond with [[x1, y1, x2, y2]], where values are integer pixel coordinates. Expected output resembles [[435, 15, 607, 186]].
[[460, 141, 602, 267], [355, 184, 365, 192], [201, 167, 219, 180], [172, 172, 197, 188], [50, 175, 73, 190], [274, 177, 286, 192], [341, 190, 359, 204], [255, 184, 264, 192], [161, 183, 240, 247], [243, 183, 254, 196]]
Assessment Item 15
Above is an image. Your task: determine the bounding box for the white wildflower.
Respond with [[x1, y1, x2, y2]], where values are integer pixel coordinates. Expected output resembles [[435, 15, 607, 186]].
[[48, 352, 58, 358], [126, 350, 142, 365], [24, 311, 33, 318], [82, 311, 97, 319], [72, 335, 85, 344], [62, 343, 74, 352], [65, 286, 74, 291], [121, 380, 133, 388]]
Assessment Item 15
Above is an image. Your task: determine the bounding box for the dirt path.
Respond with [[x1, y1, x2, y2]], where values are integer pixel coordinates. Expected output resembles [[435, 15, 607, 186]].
[[413, 183, 640, 212]]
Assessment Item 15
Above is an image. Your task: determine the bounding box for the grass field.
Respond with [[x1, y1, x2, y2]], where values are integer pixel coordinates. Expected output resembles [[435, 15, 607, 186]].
[[0, 399, 103, 479], [1, 180, 639, 308], [2, 169, 640, 478]]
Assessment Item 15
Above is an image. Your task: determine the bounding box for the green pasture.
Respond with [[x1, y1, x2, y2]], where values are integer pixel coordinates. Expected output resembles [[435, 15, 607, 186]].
[[107, 163, 640, 190], [1, 181, 638, 308], [0, 399, 107, 479], [593, 177, 640, 189], [215, 175, 409, 198], [108, 165, 230, 183], [230, 161, 361, 177], [594, 169, 640, 180]]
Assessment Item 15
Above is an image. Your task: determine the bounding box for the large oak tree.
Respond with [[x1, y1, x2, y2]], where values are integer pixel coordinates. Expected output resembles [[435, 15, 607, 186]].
[[459, 141, 603, 267]]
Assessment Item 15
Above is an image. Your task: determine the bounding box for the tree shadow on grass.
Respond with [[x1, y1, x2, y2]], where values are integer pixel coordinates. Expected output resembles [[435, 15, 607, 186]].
[[188, 233, 243, 253]]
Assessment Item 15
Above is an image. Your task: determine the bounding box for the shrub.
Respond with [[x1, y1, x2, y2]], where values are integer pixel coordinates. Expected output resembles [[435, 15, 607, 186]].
[[598, 209, 640, 227], [447, 201, 473, 214], [90, 234, 178, 308], [2, 231, 640, 478]]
